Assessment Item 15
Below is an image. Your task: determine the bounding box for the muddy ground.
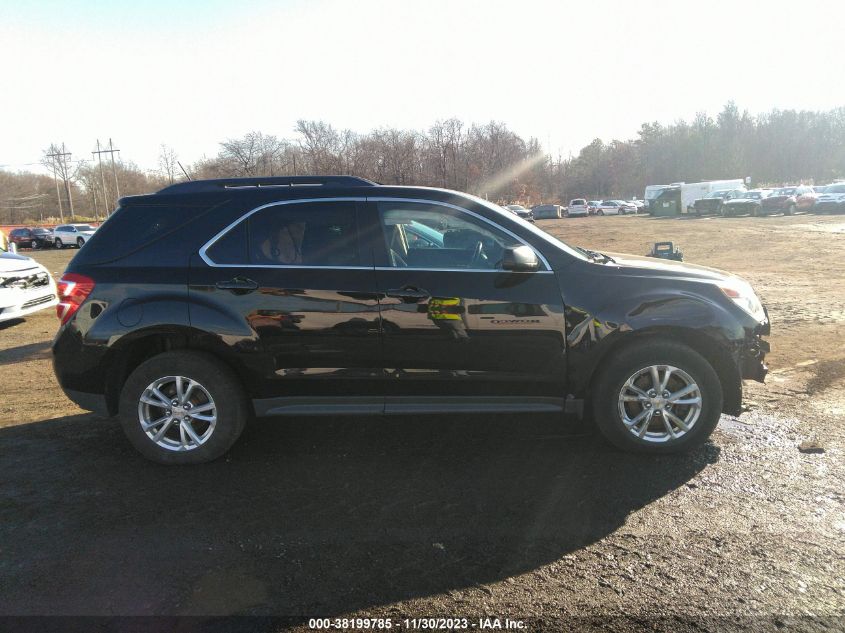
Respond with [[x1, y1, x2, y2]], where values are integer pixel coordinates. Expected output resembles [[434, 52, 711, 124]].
[[0, 214, 843, 631]]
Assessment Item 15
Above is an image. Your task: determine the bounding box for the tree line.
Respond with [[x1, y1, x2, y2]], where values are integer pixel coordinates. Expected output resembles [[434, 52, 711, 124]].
[[1, 102, 843, 225]]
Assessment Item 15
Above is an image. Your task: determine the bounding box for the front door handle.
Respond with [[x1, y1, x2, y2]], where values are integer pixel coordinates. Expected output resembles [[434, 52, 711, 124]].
[[386, 286, 430, 303], [215, 277, 258, 293]]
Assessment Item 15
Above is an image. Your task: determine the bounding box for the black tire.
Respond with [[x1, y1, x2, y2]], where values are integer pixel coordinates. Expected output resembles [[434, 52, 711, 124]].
[[786, 204, 795, 216], [598, 210, 604, 216], [55, 238, 63, 249], [118, 351, 248, 464], [76, 237, 84, 248], [592, 340, 723, 454]]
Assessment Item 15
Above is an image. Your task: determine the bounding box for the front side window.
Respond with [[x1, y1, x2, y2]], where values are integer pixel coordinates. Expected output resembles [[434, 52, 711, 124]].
[[378, 202, 522, 270], [205, 200, 359, 267]]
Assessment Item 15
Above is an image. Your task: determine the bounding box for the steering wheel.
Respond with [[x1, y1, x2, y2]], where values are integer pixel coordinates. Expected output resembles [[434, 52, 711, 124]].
[[469, 240, 485, 268]]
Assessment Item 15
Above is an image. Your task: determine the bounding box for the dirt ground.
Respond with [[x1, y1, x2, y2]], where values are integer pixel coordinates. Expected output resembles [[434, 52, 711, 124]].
[[1, 214, 843, 632]]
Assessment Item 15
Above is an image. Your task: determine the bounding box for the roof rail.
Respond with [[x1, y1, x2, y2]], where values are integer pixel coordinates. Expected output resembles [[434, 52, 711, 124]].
[[157, 175, 377, 194]]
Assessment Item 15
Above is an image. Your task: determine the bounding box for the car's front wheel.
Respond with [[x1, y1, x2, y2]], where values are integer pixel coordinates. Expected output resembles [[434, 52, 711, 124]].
[[592, 340, 723, 453], [55, 238, 63, 249], [119, 351, 248, 464], [76, 237, 85, 248]]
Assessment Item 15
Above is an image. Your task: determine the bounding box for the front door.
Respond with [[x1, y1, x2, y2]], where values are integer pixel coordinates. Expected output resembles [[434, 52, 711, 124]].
[[189, 199, 383, 412], [363, 199, 567, 407]]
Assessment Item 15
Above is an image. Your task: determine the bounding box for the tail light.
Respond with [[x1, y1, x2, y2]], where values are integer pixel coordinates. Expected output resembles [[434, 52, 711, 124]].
[[56, 273, 95, 325]]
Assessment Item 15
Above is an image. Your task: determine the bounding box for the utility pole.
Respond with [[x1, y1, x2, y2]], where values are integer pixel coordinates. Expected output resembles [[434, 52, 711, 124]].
[[108, 138, 121, 200], [93, 140, 111, 216], [46, 145, 74, 221], [92, 138, 121, 213]]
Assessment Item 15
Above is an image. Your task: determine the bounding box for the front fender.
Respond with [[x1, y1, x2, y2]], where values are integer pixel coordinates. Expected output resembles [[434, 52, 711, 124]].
[[564, 290, 744, 394]]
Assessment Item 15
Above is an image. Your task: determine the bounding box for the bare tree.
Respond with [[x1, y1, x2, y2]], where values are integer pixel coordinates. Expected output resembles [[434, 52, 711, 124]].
[[158, 144, 179, 184]]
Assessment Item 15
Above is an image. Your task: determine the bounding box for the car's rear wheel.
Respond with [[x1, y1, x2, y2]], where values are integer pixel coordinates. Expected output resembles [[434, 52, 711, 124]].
[[55, 238, 63, 249], [592, 340, 723, 454], [598, 210, 604, 216], [119, 351, 248, 464], [76, 237, 84, 248]]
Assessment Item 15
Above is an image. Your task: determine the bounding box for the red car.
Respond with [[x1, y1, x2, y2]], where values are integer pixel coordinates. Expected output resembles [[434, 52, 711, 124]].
[[758, 185, 816, 215]]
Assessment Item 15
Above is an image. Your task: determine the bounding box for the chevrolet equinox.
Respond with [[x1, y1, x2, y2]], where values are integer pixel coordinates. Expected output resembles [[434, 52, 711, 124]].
[[52, 176, 770, 464]]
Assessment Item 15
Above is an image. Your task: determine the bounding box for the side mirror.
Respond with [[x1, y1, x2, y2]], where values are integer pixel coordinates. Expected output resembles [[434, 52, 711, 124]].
[[502, 245, 539, 272], [8, 242, 17, 254]]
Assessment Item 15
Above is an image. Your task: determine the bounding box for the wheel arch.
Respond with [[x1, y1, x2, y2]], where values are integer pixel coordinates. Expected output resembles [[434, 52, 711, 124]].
[[101, 326, 254, 416], [585, 326, 742, 416]]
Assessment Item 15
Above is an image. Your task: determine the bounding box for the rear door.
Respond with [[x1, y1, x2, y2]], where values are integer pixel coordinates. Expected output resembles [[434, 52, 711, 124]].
[[189, 198, 383, 413], [363, 198, 567, 407]]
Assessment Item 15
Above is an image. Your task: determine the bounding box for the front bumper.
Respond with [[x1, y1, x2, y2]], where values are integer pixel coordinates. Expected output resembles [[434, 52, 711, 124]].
[[0, 288, 58, 323], [740, 308, 770, 383], [814, 200, 845, 213]]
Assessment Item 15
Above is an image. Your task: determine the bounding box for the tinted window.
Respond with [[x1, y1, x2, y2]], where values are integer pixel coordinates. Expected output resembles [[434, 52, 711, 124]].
[[570, 199, 586, 206], [206, 220, 247, 264], [74, 202, 215, 264], [377, 201, 522, 270], [248, 201, 359, 266]]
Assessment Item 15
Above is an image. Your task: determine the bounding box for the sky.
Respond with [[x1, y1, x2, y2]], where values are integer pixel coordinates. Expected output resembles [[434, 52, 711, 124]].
[[1, 0, 844, 174]]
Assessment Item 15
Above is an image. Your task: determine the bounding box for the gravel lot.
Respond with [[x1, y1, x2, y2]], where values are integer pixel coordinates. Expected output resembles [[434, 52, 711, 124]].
[[1, 214, 843, 631]]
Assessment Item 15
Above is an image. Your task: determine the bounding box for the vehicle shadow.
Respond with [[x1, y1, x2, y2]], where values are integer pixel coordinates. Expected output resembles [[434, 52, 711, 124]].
[[0, 412, 719, 619], [0, 340, 51, 365]]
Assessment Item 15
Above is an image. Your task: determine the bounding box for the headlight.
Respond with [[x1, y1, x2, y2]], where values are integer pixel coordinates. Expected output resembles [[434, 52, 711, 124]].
[[718, 279, 766, 322]]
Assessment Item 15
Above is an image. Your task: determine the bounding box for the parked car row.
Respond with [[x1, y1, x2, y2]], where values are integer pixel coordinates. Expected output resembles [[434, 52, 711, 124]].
[[692, 183, 845, 216], [5, 224, 98, 250]]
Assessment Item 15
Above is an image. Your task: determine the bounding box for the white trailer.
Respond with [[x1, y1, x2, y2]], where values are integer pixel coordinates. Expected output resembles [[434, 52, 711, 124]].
[[646, 179, 745, 214], [679, 180, 744, 213]]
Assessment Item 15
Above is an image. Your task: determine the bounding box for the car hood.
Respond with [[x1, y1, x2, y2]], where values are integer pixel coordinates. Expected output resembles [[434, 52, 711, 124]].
[[601, 251, 733, 283], [0, 252, 42, 274]]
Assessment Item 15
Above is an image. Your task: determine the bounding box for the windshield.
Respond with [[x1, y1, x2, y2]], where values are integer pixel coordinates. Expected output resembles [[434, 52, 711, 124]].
[[507, 205, 526, 211], [468, 194, 590, 262]]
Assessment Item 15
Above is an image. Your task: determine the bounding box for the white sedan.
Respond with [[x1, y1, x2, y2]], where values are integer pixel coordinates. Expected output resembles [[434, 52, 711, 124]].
[[596, 200, 637, 215], [0, 246, 59, 323]]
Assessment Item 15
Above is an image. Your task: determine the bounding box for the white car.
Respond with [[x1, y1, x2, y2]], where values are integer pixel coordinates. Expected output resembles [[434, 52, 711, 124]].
[[0, 246, 59, 323], [596, 200, 637, 215], [53, 224, 97, 249], [566, 199, 590, 217]]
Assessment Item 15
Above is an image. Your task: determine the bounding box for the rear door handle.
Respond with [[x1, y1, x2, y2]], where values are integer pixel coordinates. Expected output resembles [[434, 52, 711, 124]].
[[215, 277, 258, 293], [386, 286, 430, 302]]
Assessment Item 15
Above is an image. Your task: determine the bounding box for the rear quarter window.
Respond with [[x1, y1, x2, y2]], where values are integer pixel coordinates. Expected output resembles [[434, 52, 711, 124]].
[[72, 201, 219, 264]]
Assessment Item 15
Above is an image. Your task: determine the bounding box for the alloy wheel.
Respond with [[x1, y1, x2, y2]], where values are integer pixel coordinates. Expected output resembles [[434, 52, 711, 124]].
[[617, 364, 702, 443], [137, 375, 217, 451]]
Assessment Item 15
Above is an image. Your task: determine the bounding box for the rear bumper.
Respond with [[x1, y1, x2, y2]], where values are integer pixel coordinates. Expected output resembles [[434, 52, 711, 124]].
[[62, 387, 111, 417]]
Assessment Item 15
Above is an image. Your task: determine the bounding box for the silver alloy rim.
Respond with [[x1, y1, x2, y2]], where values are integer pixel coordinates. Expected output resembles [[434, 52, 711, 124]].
[[617, 364, 702, 443], [138, 376, 217, 451]]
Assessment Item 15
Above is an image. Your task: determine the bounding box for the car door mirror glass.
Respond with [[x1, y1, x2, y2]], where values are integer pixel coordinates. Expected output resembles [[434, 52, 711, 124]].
[[502, 245, 539, 272]]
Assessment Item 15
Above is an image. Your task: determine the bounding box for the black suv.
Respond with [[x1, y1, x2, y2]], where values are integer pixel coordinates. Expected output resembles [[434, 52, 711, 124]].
[[52, 176, 770, 464]]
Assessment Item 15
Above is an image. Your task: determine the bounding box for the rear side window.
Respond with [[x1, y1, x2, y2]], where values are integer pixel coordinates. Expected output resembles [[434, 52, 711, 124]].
[[204, 200, 360, 267]]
